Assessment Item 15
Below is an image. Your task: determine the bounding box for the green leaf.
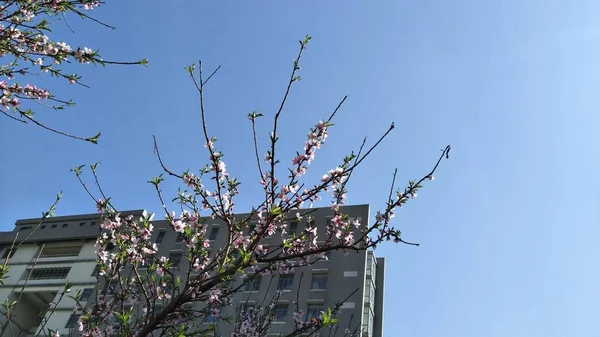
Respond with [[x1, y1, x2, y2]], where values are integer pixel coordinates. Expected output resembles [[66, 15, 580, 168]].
[[269, 206, 283, 216], [300, 35, 312, 47], [70, 165, 85, 176], [185, 64, 196, 73], [86, 132, 101, 144], [90, 162, 100, 173], [148, 174, 164, 186]]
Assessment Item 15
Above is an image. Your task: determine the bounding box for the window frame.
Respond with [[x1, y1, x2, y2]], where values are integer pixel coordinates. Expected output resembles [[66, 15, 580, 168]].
[[310, 272, 328, 291], [155, 230, 167, 244], [208, 227, 220, 241], [26, 267, 71, 280], [244, 275, 262, 292], [168, 251, 183, 267], [305, 303, 324, 322], [80, 288, 93, 301], [277, 274, 294, 291], [289, 221, 298, 235], [273, 303, 289, 322]]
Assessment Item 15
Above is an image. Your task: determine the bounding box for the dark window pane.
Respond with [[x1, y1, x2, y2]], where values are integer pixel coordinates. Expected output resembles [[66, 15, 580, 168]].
[[311, 273, 328, 290], [80, 288, 93, 301], [277, 274, 294, 291], [244, 275, 261, 292], [274, 304, 288, 322], [169, 252, 183, 266], [156, 231, 166, 244], [27, 267, 71, 280], [209, 227, 219, 241], [289, 221, 298, 234]]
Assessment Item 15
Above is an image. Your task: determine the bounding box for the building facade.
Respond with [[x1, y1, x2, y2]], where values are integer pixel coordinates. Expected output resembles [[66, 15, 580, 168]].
[[0, 205, 384, 337]]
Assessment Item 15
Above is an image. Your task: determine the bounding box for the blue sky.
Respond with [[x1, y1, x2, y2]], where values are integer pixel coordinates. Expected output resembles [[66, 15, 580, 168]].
[[1, 1, 599, 336]]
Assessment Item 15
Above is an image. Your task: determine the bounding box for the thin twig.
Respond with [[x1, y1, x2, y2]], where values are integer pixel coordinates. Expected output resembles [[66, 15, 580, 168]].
[[251, 116, 264, 181], [152, 135, 184, 179], [202, 65, 222, 86], [21, 113, 94, 142], [349, 122, 395, 170], [0, 109, 26, 123], [387, 168, 398, 208], [269, 41, 307, 205], [326, 95, 347, 122]]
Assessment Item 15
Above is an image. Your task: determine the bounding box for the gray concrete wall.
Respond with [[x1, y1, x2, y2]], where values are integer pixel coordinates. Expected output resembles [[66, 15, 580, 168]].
[[373, 257, 386, 337]]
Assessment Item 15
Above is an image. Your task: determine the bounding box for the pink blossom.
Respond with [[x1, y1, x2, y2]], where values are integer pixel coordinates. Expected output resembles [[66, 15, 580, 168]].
[[95, 199, 103, 212], [172, 219, 186, 233]]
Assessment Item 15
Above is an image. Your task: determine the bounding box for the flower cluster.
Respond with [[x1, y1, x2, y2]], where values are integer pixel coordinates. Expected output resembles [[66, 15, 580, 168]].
[[0, 0, 146, 141], [292, 120, 329, 176]]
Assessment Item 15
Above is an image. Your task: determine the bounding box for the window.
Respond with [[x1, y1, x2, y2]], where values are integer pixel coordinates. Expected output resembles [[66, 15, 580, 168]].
[[289, 221, 298, 234], [156, 230, 166, 244], [90, 221, 97, 227], [208, 227, 219, 241], [65, 314, 80, 329], [257, 245, 269, 257], [362, 309, 374, 337], [169, 252, 183, 267], [62, 223, 68, 228], [51, 224, 58, 228], [244, 275, 261, 292], [19, 226, 32, 231], [26, 267, 71, 280], [277, 274, 294, 291], [306, 304, 323, 321], [109, 279, 121, 292], [274, 304, 288, 322], [39, 244, 83, 258], [79, 222, 86, 227], [80, 288, 93, 301], [41, 225, 46, 229], [175, 233, 184, 243], [364, 282, 376, 305], [311, 273, 328, 290], [91, 265, 100, 277], [207, 306, 218, 322]]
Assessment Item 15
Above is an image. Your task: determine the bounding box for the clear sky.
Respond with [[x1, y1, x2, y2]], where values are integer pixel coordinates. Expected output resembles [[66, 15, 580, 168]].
[[1, 1, 599, 336]]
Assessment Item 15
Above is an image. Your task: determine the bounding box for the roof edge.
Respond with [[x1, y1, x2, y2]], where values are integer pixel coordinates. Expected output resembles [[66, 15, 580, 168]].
[[14, 209, 147, 225]]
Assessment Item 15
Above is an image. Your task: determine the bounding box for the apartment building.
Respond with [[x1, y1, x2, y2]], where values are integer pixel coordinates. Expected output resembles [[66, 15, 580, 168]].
[[0, 205, 384, 337]]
